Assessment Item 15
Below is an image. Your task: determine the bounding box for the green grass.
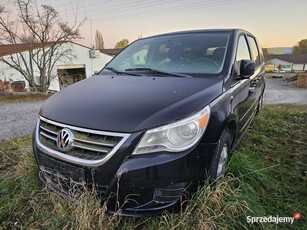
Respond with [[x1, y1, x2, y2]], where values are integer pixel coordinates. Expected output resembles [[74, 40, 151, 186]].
[[0, 105, 306, 229]]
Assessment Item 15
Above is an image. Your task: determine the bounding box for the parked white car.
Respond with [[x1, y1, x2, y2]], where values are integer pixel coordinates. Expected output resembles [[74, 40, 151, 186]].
[[272, 69, 283, 78]]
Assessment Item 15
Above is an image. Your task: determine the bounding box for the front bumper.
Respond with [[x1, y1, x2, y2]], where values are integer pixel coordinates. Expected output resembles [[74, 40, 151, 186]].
[[33, 126, 216, 217]]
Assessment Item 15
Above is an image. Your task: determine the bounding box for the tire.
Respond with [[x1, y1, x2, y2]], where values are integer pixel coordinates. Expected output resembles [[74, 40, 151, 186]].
[[209, 129, 232, 182]]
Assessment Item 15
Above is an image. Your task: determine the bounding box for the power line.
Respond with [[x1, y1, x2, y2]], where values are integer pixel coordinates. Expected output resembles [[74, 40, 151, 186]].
[[32, 0, 248, 28], [61, 0, 166, 17], [81, 0, 87, 18], [60, 0, 240, 20], [90, 0, 245, 22]]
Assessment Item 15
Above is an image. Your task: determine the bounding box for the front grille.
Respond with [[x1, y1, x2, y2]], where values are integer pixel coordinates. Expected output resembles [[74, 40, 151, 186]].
[[36, 116, 130, 166]]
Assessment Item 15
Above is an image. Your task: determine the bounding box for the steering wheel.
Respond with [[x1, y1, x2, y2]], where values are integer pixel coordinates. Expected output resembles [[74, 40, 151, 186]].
[[179, 51, 198, 64], [193, 58, 219, 69]]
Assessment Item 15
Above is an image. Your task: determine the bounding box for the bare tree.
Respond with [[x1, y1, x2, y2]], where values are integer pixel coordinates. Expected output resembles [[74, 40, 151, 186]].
[[0, 0, 84, 92], [95, 30, 104, 49]]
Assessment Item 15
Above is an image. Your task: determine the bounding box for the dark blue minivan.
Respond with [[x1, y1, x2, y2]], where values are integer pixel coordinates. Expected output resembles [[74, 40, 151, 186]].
[[33, 29, 265, 216]]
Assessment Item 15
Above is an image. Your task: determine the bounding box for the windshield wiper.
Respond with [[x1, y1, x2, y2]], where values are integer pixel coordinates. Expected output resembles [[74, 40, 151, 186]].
[[104, 67, 140, 76], [124, 67, 190, 78]]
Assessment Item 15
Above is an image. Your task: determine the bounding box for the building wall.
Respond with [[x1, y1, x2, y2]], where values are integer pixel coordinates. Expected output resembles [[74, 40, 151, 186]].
[[266, 58, 293, 66], [0, 62, 25, 86], [292, 64, 305, 72], [265, 58, 293, 72], [265, 64, 275, 72], [0, 42, 112, 91]]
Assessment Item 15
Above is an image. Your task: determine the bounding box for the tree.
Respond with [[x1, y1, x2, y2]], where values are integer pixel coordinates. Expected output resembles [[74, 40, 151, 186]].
[[95, 30, 104, 49], [114, 39, 129, 49], [293, 39, 307, 54], [0, 0, 84, 92]]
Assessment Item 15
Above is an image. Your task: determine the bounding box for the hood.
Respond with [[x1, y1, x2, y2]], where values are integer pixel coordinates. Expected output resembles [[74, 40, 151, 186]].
[[40, 75, 223, 132]]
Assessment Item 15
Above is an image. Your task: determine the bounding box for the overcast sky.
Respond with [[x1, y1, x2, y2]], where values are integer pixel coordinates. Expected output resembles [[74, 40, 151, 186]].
[[5, 0, 307, 48]]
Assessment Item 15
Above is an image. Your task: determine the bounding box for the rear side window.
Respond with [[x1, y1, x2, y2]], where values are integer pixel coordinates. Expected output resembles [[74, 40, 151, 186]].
[[247, 36, 260, 66], [236, 36, 251, 61], [257, 38, 264, 63]]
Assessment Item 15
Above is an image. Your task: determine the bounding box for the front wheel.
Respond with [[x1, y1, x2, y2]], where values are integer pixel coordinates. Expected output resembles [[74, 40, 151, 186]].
[[209, 129, 232, 181]]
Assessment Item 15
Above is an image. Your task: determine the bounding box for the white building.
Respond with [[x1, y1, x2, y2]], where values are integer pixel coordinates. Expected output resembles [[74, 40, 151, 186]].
[[265, 54, 307, 72], [0, 42, 112, 91]]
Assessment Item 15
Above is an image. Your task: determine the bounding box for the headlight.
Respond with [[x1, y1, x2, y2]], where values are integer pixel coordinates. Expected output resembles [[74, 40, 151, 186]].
[[132, 105, 210, 155]]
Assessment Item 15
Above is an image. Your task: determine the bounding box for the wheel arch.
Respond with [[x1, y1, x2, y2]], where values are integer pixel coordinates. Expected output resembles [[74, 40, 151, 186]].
[[226, 119, 236, 148]]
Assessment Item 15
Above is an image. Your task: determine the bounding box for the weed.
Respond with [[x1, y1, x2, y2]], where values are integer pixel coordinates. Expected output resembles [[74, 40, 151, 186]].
[[0, 105, 306, 229]]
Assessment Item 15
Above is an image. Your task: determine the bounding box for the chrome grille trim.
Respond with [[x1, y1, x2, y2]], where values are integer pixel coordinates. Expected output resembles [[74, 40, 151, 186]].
[[40, 131, 57, 141], [36, 116, 131, 167], [72, 143, 110, 153], [73, 137, 116, 147], [40, 125, 58, 135]]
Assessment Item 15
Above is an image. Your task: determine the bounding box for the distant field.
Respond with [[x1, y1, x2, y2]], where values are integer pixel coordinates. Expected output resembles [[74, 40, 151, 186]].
[[0, 105, 306, 229]]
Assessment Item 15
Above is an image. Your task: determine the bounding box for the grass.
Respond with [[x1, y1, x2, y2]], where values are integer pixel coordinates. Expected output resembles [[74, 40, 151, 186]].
[[0, 92, 50, 103], [0, 105, 306, 229]]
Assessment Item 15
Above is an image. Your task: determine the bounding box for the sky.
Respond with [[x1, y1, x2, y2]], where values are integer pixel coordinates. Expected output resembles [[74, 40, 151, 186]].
[[4, 0, 307, 48]]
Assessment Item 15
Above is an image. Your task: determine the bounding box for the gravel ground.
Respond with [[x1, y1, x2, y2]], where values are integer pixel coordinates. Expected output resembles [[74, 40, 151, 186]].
[[0, 78, 307, 141], [264, 78, 307, 105], [0, 101, 42, 140]]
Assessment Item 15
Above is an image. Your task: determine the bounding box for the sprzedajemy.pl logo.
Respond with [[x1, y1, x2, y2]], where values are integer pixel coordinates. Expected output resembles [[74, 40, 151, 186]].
[[247, 212, 301, 224]]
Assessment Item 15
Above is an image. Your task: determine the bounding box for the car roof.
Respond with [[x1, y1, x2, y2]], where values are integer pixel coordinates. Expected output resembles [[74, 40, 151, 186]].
[[146, 29, 252, 39]]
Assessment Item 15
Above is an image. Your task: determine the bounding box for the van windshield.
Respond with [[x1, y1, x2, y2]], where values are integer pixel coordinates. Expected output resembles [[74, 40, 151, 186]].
[[105, 32, 230, 76]]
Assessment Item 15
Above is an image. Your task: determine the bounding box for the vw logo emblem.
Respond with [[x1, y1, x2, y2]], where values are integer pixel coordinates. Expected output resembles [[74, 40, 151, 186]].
[[57, 128, 74, 152]]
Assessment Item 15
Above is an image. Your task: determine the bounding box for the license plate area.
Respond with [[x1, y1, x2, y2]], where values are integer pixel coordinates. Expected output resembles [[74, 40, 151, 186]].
[[37, 154, 85, 198]]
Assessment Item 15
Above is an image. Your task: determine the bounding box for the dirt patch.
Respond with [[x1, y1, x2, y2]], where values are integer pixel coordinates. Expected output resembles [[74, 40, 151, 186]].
[[296, 73, 307, 88]]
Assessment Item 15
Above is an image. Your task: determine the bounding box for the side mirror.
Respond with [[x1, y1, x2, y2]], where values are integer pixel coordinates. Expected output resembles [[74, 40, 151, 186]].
[[235, 60, 255, 79]]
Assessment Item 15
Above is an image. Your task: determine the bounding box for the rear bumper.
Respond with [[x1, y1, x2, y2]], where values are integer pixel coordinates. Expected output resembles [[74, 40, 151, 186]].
[[33, 132, 217, 217]]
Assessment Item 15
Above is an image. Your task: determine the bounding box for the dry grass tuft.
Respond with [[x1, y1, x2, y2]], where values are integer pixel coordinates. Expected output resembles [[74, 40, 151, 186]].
[[296, 73, 307, 87], [0, 92, 50, 102]]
